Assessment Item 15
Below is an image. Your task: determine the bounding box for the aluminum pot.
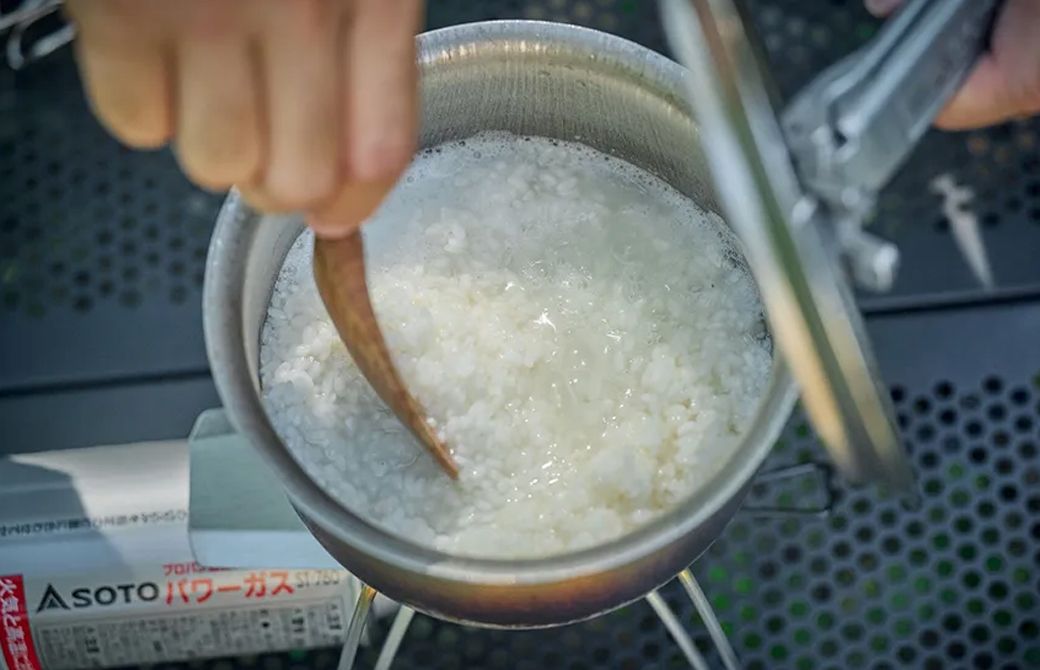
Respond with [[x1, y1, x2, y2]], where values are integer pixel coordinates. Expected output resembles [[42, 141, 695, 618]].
[[203, 20, 797, 628]]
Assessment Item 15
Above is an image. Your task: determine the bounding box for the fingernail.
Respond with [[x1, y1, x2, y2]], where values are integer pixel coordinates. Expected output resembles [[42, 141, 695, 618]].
[[265, 164, 337, 211]]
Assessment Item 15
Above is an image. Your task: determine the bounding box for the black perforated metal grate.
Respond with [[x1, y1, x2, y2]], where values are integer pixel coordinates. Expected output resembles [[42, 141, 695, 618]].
[[3, 1, 1039, 669], [684, 375, 1040, 670], [0, 56, 221, 320]]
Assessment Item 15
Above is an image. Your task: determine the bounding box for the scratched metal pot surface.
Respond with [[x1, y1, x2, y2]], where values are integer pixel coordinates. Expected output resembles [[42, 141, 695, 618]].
[[204, 19, 797, 628]]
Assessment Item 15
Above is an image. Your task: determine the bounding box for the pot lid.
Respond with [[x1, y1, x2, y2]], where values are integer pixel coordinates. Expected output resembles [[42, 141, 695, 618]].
[[661, 0, 916, 492]]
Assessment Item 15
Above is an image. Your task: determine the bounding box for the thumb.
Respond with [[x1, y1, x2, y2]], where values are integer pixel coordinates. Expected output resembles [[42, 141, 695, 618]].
[[306, 178, 399, 239], [935, 0, 1040, 130]]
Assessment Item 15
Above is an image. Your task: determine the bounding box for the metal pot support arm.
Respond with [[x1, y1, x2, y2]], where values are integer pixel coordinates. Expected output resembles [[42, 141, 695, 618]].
[[661, 0, 999, 493]]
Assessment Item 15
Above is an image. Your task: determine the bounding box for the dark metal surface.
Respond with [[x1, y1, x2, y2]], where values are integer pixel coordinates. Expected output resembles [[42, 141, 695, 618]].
[[1, 0, 1038, 668], [0, 42, 220, 452]]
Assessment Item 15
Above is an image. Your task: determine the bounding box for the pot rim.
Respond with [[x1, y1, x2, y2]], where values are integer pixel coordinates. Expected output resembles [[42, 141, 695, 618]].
[[203, 19, 798, 588]]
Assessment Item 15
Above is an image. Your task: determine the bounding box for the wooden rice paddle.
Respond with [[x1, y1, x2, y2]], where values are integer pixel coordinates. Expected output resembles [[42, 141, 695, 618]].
[[312, 230, 459, 479]]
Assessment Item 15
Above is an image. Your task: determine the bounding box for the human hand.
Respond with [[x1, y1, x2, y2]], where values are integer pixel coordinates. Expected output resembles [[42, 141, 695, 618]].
[[65, 0, 422, 238], [866, 0, 1040, 130]]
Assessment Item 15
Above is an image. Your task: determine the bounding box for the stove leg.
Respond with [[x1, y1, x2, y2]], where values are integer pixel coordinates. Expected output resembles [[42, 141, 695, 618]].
[[337, 583, 377, 670], [678, 568, 741, 670], [374, 606, 416, 670], [646, 590, 711, 670]]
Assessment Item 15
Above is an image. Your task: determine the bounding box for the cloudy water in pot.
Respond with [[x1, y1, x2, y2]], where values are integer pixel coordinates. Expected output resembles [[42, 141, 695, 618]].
[[259, 131, 771, 559]]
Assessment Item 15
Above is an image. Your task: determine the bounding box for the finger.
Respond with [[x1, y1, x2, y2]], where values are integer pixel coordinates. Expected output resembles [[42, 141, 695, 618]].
[[307, 0, 420, 237], [256, 0, 343, 209], [173, 5, 262, 190], [307, 178, 398, 239], [935, 0, 1040, 130], [237, 183, 295, 213], [66, 1, 173, 148], [935, 58, 1016, 130], [864, 0, 902, 18], [342, 0, 421, 182]]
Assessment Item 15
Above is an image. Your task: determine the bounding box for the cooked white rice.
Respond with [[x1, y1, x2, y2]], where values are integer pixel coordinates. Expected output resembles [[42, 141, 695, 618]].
[[260, 132, 771, 559]]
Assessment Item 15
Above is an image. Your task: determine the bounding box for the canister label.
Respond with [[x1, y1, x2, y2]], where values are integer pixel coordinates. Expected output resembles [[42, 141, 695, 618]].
[[0, 564, 358, 669]]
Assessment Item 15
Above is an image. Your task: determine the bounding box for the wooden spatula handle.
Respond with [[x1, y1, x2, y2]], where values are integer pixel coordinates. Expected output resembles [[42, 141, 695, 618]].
[[313, 230, 459, 478]]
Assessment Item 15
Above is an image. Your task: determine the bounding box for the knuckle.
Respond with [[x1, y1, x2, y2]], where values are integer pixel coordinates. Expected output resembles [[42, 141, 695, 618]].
[[352, 132, 416, 181], [264, 163, 338, 211], [237, 184, 292, 213], [176, 146, 223, 190], [178, 164, 231, 192], [182, 1, 241, 39], [177, 147, 249, 192], [96, 102, 171, 149], [178, 124, 261, 188], [291, 0, 336, 34]]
